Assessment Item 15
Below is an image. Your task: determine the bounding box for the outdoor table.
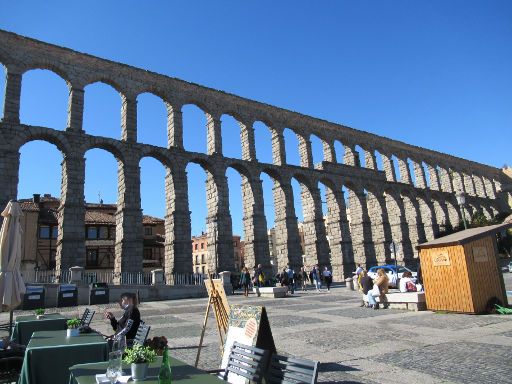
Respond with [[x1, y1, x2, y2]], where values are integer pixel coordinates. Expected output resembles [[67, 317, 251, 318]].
[[12, 313, 68, 345], [19, 330, 108, 384], [69, 356, 224, 384]]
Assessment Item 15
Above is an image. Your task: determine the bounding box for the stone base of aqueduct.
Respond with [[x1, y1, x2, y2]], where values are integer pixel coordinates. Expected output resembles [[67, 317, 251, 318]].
[[0, 30, 510, 281]]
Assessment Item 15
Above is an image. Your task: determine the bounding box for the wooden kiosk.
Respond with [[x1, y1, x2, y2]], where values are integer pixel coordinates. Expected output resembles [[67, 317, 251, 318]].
[[417, 223, 510, 314]]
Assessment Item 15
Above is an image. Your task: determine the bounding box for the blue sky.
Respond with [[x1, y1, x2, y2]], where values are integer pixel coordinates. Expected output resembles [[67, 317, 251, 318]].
[[1, 1, 511, 237]]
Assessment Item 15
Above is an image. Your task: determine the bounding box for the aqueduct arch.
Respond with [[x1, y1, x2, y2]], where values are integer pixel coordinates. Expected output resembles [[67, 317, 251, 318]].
[[1, 30, 510, 281]]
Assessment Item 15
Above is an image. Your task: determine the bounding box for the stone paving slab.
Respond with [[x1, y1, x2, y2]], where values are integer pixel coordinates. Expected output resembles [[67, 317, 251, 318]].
[[319, 307, 405, 318], [392, 312, 510, 330]]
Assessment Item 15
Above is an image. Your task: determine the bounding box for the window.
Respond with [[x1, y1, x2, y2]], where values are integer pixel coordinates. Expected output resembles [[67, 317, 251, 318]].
[[201, 254, 205, 263], [202, 266, 205, 274], [201, 242, 204, 249], [86, 249, 98, 267], [87, 227, 98, 239], [109, 227, 115, 239], [49, 249, 56, 269], [39, 226, 50, 239], [99, 226, 108, 239], [143, 248, 153, 260], [144, 226, 153, 236], [195, 255, 199, 264], [51, 226, 58, 239], [195, 267, 199, 273], [194, 244, 198, 250]]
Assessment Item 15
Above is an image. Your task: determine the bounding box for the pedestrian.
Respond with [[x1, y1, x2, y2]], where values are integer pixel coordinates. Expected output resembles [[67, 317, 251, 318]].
[[322, 267, 333, 291], [367, 268, 389, 309], [240, 267, 251, 297], [354, 263, 363, 290], [286, 264, 295, 294], [255, 264, 265, 287], [312, 265, 321, 291], [300, 266, 309, 291], [358, 270, 373, 307]]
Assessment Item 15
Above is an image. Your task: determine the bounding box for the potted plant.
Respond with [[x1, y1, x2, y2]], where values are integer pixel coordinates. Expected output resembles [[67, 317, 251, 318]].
[[123, 344, 157, 381], [35, 308, 45, 319], [66, 318, 81, 337]]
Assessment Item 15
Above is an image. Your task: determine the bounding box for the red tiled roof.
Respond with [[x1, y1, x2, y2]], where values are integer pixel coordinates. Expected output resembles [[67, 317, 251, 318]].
[[85, 210, 116, 225], [143, 215, 164, 225], [19, 201, 40, 212]]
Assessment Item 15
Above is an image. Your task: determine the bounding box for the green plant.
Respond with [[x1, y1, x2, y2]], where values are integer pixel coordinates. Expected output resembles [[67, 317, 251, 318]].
[[34, 308, 45, 316], [123, 344, 157, 364], [67, 318, 81, 329]]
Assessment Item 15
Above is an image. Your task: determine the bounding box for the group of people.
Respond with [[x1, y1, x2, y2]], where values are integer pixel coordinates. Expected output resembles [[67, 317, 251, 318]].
[[239, 264, 266, 296]]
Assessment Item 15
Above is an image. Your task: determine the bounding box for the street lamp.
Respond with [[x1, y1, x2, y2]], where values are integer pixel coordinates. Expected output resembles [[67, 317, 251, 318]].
[[455, 190, 468, 230]]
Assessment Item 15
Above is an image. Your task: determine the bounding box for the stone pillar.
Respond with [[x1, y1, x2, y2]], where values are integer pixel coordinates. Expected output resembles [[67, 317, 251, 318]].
[[366, 192, 392, 265], [483, 177, 496, 199], [240, 120, 257, 161], [121, 95, 137, 142], [151, 269, 165, 285], [452, 170, 465, 193], [241, 176, 270, 270], [397, 156, 412, 184], [426, 164, 441, 191], [417, 197, 437, 241], [2, 69, 22, 123], [344, 144, 359, 167], [401, 194, 425, 259], [463, 172, 476, 196], [301, 185, 330, 267], [0, 144, 19, 228], [67, 86, 84, 132], [207, 112, 222, 155], [298, 134, 313, 168], [381, 153, 397, 182], [206, 170, 235, 272], [56, 154, 86, 275], [446, 200, 462, 230], [439, 166, 454, 193], [412, 160, 427, 189], [167, 103, 183, 149], [365, 149, 377, 170], [347, 188, 374, 268], [325, 187, 354, 279], [384, 191, 413, 263], [273, 179, 302, 270], [473, 175, 486, 198], [271, 127, 286, 165], [164, 164, 192, 278], [114, 156, 144, 279], [322, 139, 336, 163], [432, 199, 449, 232]]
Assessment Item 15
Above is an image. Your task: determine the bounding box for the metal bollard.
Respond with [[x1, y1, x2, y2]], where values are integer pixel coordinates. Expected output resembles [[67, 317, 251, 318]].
[[345, 277, 354, 291]]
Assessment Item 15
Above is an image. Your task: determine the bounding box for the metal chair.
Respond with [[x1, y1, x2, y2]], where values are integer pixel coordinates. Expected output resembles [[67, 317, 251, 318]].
[[218, 341, 270, 383], [0, 352, 24, 384], [133, 321, 151, 346], [266, 354, 318, 384], [79, 308, 95, 327]]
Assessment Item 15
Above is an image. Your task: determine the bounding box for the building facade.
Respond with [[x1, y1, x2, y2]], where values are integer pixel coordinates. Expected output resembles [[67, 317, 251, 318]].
[[192, 233, 243, 274]]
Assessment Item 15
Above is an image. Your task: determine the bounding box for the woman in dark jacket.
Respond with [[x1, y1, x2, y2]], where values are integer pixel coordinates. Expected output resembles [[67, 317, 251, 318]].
[[104, 292, 141, 341], [359, 270, 373, 308]]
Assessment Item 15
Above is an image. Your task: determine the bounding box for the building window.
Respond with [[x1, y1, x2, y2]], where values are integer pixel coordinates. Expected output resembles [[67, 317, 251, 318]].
[[49, 249, 56, 269], [86, 249, 98, 267], [195, 267, 199, 273], [109, 227, 115, 239], [194, 244, 198, 250], [143, 248, 153, 260], [144, 226, 152, 236], [201, 254, 205, 263], [195, 255, 199, 265], [201, 242, 204, 249], [51, 226, 58, 239], [202, 266, 205, 274], [99, 226, 108, 239], [87, 227, 98, 239], [233, 241, 237, 247], [39, 226, 50, 239]]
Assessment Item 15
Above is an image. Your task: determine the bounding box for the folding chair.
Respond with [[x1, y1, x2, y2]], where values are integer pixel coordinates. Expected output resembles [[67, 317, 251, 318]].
[[132, 322, 151, 346], [216, 341, 270, 383], [266, 354, 318, 384], [79, 308, 95, 327]]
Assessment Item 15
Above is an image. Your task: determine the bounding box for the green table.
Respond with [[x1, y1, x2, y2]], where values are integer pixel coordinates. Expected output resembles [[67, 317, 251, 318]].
[[12, 313, 68, 345], [19, 330, 108, 384], [69, 356, 224, 384]]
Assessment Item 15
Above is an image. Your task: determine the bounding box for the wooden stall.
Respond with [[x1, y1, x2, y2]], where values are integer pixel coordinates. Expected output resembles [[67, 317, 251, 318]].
[[417, 223, 510, 314]]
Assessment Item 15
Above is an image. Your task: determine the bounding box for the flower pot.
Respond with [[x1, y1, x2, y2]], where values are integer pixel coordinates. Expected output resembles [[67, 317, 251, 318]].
[[131, 362, 148, 381], [67, 328, 79, 337]]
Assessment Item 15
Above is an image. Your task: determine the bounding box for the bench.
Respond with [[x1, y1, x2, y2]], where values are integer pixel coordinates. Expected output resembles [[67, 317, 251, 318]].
[[253, 286, 288, 298], [363, 291, 426, 311]]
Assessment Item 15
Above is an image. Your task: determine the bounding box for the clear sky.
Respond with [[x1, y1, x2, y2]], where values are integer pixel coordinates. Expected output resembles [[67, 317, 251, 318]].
[[1, 1, 511, 238]]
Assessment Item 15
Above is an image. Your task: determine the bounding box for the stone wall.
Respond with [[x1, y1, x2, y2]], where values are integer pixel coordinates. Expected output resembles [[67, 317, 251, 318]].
[[0, 30, 510, 281]]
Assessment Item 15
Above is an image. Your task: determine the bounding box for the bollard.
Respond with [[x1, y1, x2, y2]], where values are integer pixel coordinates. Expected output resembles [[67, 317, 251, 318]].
[[345, 277, 354, 291]]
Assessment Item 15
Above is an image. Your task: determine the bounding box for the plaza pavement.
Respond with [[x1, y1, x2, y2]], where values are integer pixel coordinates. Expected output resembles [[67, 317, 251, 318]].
[[2, 273, 512, 383]]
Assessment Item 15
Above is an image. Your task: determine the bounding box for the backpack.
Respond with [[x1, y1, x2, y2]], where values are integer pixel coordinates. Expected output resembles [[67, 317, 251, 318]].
[[405, 281, 417, 292]]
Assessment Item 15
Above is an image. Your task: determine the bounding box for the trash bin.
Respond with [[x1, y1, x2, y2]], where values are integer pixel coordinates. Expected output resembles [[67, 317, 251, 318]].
[[57, 284, 78, 307], [89, 282, 109, 305], [22, 285, 45, 310]]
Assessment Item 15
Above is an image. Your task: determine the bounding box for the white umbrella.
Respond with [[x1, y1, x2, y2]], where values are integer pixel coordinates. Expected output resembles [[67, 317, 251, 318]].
[[0, 200, 26, 312]]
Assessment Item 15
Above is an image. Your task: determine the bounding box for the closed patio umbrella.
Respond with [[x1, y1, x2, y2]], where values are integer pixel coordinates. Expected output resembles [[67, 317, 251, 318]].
[[0, 200, 26, 334]]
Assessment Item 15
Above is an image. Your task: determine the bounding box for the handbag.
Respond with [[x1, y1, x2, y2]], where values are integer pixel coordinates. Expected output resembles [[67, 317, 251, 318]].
[[370, 284, 380, 297]]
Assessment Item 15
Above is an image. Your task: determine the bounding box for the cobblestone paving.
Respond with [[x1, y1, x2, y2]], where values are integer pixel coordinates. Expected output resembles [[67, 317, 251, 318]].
[[3, 275, 512, 383]]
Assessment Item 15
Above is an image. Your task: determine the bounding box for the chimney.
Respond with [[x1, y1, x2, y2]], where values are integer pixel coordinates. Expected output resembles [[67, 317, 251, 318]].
[[33, 194, 40, 203]]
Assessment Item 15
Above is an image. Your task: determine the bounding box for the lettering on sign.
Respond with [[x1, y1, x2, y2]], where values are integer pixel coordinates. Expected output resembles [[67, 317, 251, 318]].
[[473, 246, 488, 263], [432, 250, 450, 266]]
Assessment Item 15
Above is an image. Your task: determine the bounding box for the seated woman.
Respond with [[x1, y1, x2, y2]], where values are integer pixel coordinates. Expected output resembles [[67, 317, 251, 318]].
[[104, 292, 141, 343], [399, 271, 417, 293], [367, 268, 389, 310]]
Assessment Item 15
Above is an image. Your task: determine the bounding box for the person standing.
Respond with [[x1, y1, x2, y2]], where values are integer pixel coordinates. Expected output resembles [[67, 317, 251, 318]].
[[286, 265, 295, 294], [240, 267, 251, 297], [312, 265, 321, 291], [322, 267, 333, 291], [358, 270, 373, 307], [300, 266, 309, 291], [354, 263, 363, 290]]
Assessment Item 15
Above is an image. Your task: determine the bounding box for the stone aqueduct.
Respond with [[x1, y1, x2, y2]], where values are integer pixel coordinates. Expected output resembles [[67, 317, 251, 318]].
[[0, 30, 509, 281]]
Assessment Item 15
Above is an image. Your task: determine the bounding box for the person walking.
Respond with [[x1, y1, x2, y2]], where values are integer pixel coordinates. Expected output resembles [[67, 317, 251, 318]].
[[312, 265, 321, 291], [286, 264, 295, 294], [358, 270, 373, 307], [240, 267, 251, 297], [322, 267, 333, 291], [354, 263, 363, 290], [300, 266, 309, 291]]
